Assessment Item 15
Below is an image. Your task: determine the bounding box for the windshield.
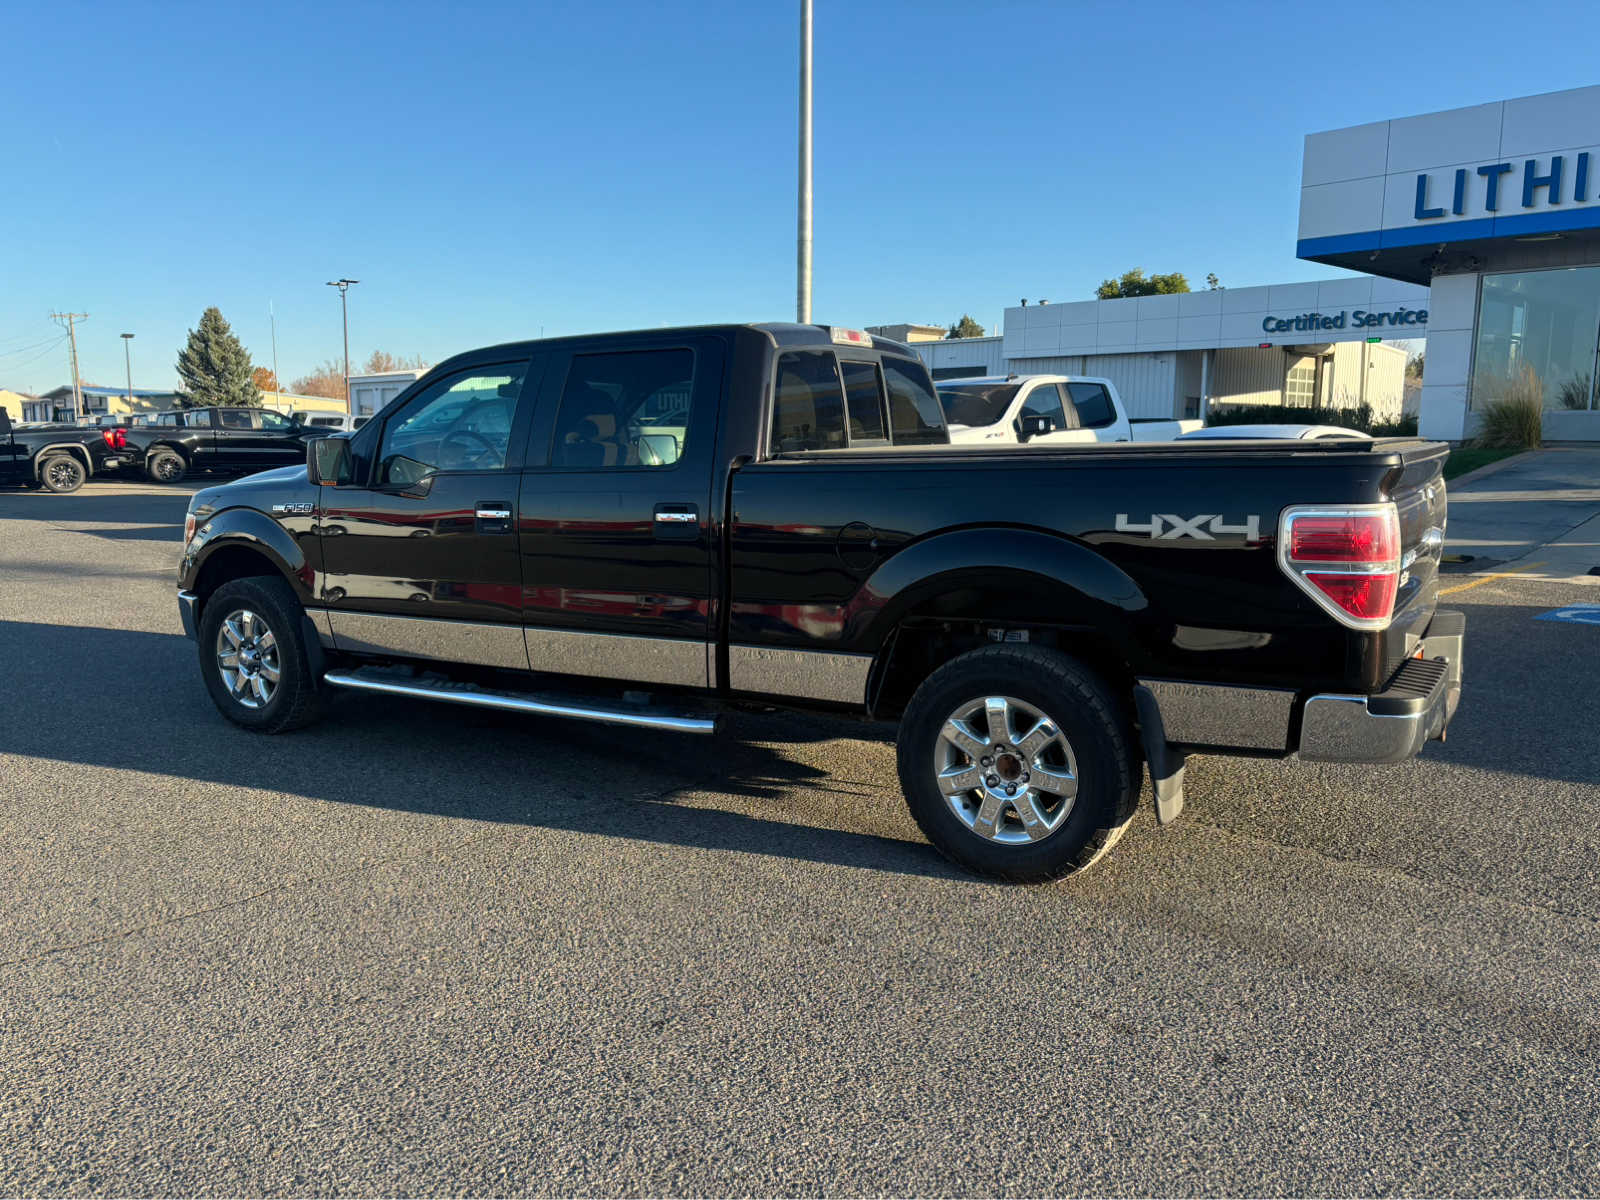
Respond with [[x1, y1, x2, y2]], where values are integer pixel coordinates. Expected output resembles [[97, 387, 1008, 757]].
[[936, 382, 1019, 428]]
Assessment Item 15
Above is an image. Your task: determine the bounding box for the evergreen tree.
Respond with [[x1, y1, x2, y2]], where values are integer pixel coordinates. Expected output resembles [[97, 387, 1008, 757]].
[[946, 314, 985, 339], [175, 307, 261, 407]]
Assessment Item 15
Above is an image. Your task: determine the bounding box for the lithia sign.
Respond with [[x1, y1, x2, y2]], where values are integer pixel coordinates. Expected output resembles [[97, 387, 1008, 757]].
[[1262, 308, 1427, 334]]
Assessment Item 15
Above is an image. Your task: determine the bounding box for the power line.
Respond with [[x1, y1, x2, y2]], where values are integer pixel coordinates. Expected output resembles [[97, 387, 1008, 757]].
[[3, 336, 68, 373], [0, 333, 68, 359]]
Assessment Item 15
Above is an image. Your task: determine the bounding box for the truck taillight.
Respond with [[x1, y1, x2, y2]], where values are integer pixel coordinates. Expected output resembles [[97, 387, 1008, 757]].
[[101, 428, 126, 450], [1278, 504, 1401, 629]]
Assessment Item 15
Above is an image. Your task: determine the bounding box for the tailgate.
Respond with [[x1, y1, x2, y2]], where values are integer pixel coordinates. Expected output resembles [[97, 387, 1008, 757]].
[[1380, 440, 1449, 676]]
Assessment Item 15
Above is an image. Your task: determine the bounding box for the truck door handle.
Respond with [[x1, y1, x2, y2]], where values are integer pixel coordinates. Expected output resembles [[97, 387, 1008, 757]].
[[475, 502, 513, 533], [653, 503, 699, 540]]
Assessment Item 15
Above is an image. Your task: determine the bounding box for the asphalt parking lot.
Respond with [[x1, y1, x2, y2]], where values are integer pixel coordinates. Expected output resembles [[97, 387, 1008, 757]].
[[2, 476, 1598, 1196]]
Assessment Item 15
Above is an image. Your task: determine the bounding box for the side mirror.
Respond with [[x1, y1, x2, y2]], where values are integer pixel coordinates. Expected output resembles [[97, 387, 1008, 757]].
[[1018, 414, 1054, 442], [307, 437, 352, 486], [637, 433, 679, 466]]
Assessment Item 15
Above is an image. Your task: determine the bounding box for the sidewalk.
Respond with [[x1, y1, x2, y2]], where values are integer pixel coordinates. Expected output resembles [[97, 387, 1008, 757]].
[[1443, 447, 1600, 580]]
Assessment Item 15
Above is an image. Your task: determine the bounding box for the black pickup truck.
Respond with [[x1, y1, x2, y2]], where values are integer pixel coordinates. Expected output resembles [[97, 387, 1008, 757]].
[[0, 409, 118, 493], [124, 406, 320, 483], [174, 323, 1463, 881]]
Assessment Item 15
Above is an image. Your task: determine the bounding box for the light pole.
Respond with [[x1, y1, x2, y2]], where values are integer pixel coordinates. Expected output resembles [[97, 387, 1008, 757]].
[[325, 278, 359, 413], [797, 0, 812, 324], [120, 333, 135, 412]]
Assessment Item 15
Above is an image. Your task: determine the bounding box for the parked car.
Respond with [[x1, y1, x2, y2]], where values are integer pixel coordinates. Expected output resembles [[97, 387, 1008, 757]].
[[122, 406, 321, 483], [937, 375, 1134, 445], [1180, 423, 1374, 440], [290, 411, 370, 432], [0, 407, 118, 492], [174, 323, 1461, 882]]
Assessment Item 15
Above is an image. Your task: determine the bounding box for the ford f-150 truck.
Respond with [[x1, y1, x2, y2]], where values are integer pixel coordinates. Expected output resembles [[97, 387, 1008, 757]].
[[176, 323, 1463, 881], [0, 408, 117, 492]]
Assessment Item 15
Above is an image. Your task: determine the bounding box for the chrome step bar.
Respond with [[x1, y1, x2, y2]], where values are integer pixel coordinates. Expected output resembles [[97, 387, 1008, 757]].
[[324, 670, 718, 734]]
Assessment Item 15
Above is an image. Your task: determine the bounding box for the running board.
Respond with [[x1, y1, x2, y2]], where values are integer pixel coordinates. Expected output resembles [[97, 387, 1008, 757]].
[[324, 669, 719, 734]]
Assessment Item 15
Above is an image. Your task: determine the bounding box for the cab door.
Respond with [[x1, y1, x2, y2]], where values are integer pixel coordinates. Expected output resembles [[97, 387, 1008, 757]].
[[0, 411, 23, 482], [316, 359, 540, 669], [515, 336, 725, 690], [1017, 382, 1095, 445]]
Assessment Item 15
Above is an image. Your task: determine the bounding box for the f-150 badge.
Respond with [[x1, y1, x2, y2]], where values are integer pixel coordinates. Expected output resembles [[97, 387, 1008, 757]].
[[1115, 513, 1262, 541], [271, 502, 314, 515]]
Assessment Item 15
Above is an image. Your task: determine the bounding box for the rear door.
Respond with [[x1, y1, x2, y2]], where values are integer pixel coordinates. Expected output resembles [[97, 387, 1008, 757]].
[[1063, 381, 1131, 443], [252, 408, 313, 467], [516, 335, 725, 690], [0, 412, 22, 482]]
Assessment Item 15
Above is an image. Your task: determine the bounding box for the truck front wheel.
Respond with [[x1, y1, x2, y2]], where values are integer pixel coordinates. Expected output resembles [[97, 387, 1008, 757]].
[[896, 645, 1137, 882], [197, 576, 326, 734]]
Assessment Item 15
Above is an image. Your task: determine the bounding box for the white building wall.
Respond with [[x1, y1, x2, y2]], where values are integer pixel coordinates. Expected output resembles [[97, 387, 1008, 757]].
[[914, 336, 1004, 377]]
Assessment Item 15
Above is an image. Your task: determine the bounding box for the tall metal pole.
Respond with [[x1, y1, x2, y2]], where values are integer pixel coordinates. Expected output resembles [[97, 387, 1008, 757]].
[[121, 333, 135, 411], [269, 301, 281, 408], [326, 279, 359, 414], [797, 0, 813, 325]]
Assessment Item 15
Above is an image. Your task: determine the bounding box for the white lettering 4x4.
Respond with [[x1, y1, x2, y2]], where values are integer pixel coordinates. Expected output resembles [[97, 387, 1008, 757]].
[[1115, 513, 1262, 542]]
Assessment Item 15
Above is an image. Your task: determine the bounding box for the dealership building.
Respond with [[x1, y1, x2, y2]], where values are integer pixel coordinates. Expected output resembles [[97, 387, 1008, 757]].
[[911, 279, 1423, 422], [910, 83, 1600, 440], [1299, 83, 1600, 441]]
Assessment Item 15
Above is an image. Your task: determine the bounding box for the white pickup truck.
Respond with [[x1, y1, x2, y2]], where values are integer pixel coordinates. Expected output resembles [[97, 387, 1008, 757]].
[[935, 374, 1196, 445]]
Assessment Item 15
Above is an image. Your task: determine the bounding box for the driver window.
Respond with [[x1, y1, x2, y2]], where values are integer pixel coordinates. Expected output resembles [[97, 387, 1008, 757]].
[[553, 349, 695, 469], [257, 409, 294, 431], [378, 368, 525, 485]]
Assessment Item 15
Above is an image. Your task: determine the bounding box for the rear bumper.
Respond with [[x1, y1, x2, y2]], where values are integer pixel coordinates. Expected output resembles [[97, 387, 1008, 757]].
[[1298, 609, 1465, 763]]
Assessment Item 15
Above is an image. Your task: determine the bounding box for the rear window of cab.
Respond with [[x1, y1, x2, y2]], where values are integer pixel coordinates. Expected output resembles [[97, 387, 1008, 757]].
[[770, 350, 945, 453]]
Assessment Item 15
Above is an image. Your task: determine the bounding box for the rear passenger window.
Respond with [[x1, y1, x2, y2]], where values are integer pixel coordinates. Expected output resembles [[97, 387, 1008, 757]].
[[1067, 382, 1117, 429], [840, 360, 886, 443], [554, 349, 695, 469], [882, 358, 947, 445], [772, 351, 846, 451]]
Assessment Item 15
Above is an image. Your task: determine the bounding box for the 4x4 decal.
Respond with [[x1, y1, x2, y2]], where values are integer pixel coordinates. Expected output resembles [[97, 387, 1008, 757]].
[[1115, 513, 1262, 542]]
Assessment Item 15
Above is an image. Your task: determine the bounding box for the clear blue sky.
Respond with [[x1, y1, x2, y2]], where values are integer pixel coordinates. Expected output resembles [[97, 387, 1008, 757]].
[[3, 0, 1596, 394]]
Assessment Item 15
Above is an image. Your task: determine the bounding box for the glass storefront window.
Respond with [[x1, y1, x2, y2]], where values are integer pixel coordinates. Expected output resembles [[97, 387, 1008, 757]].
[[1471, 267, 1600, 411]]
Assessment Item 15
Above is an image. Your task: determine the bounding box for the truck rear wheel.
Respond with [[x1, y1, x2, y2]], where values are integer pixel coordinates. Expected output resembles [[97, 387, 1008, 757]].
[[197, 576, 326, 734], [147, 448, 186, 484], [38, 454, 86, 494], [896, 645, 1137, 882]]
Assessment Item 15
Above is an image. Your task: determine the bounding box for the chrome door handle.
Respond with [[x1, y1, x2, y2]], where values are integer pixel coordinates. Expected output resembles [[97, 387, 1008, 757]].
[[476, 506, 512, 520], [653, 510, 697, 523]]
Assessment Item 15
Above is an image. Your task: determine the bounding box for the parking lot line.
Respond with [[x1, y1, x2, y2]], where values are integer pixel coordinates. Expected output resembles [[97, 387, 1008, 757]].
[[1439, 562, 1545, 596]]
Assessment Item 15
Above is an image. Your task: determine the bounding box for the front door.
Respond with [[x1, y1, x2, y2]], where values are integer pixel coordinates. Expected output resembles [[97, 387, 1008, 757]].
[[516, 338, 725, 690], [317, 360, 537, 670]]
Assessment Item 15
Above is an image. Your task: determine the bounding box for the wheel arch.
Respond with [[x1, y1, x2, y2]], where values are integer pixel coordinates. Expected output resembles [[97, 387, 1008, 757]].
[[858, 527, 1151, 720], [31, 443, 94, 478], [184, 510, 314, 621]]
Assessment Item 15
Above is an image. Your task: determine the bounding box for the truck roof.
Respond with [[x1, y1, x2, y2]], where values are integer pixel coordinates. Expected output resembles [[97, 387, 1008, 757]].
[[429, 323, 923, 376]]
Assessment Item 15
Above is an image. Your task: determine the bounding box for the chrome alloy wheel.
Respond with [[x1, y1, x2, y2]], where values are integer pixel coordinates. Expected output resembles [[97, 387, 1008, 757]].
[[935, 695, 1079, 844], [216, 609, 280, 709]]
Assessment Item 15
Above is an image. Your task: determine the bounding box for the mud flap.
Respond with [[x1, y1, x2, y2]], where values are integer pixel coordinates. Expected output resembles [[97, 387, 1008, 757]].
[[1133, 684, 1187, 825]]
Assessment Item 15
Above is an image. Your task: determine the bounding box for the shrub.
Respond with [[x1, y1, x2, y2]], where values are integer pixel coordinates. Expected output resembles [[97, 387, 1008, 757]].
[[1206, 403, 1371, 431], [1371, 415, 1419, 437], [1557, 374, 1593, 410], [1473, 364, 1543, 448]]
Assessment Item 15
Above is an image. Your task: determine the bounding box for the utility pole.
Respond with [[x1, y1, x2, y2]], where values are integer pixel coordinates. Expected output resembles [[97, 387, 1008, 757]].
[[120, 333, 135, 411], [796, 0, 812, 325], [50, 311, 88, 418], [325, 279, 358, 414]]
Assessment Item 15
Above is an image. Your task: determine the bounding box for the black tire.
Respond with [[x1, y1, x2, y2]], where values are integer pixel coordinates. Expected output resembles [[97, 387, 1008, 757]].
[[896, 645, 1137, 883], [147, 448, 186, 484], [38, 454, 86, 494], [197, 575, 326, 734]]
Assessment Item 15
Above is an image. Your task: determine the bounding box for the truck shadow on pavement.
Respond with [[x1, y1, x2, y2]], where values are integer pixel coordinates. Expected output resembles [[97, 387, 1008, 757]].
[[0, 619, 965, 882]]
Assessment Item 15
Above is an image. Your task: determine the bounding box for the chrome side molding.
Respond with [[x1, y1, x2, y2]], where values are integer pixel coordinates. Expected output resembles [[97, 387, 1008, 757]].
[[324, 669, 718, 734]]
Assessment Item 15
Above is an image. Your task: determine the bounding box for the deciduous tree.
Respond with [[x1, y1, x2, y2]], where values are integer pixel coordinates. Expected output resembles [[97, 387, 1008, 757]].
[[1095, 269, 1191, 300]]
